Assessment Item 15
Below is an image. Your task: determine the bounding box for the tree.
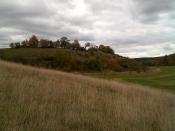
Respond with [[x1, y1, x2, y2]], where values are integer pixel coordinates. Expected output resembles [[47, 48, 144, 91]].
[[9, 42, 20, 48], [106, 46, 115, 54], [88, 45, 99, 52], [15, 42, 21, 48], [79, 47, 86, 51], [99, 45, 106, 52], [86, 58, 101, 71], [21, 40, 28, 48], [85, 42, 90, 50], [40, 39, 50, 48], [71, 40, 81, 50], [60, 37, 70, 49], [48, 40, 54, 48], [99, 45, 115, 55], [28, 35, 39, 48], [9, 43, 15, 48], [53, 40, 60, 48]]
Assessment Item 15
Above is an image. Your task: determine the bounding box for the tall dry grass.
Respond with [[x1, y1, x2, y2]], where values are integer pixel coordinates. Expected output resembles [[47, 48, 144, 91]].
[[0, 60, 175, 131]]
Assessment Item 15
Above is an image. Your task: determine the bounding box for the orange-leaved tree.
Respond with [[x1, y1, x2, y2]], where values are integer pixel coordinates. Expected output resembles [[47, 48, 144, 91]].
[[28, 35, 39, 48]]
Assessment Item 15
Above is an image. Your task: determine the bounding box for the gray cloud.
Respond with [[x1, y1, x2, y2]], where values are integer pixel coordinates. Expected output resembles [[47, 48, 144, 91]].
[[133, 0, 175, 14], [132, 0, 175, 23], [0, 0, 175, 58]]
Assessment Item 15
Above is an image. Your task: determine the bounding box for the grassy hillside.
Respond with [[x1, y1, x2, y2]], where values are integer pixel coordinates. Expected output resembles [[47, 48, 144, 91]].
[[0, 60, 175, 131], [83, 66, 175, 92], [0, 48, 145, 72]]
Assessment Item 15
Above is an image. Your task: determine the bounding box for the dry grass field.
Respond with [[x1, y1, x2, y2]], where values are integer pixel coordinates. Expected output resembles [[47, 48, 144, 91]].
[[0, 60, 175, 131]]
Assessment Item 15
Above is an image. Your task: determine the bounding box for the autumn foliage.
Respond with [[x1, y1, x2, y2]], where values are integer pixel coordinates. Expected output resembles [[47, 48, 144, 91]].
[[6, 35, 145, 72]]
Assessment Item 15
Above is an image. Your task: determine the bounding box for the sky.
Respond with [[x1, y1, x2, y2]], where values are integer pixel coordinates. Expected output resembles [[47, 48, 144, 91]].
[[0, 0, 175, 58]]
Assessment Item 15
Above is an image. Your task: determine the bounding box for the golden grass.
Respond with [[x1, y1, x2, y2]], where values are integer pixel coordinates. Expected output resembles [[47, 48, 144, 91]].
[[0, 60, 175, 131]]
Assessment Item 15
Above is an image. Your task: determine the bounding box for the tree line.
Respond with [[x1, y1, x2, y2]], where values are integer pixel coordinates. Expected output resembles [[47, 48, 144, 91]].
[[136, 54, 175, 66], [9, 35, 115, 55]]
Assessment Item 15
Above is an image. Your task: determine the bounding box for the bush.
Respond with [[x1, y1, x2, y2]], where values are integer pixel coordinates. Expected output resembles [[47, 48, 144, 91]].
[[86, 58, 101, 71]]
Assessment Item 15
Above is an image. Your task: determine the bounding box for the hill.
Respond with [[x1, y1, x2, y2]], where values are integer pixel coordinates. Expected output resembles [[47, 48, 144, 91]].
[[0, 60, 175, 131], [136, 53, 175, 66], [0, 48, 145, 72]]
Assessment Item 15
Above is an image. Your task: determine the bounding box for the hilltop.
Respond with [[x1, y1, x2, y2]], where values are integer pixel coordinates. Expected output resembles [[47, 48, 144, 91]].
[[0, 35, 145, 72]]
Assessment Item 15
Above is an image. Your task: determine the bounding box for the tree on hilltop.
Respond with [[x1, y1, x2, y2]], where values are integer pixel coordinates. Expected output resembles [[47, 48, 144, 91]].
[[85, 42, 90, 50], [99, 45, 115, 55], [71, 40, 81, 50], [28, 35, 39, 48], [21, 40, 28, 48], [60, 37, 70, 49]]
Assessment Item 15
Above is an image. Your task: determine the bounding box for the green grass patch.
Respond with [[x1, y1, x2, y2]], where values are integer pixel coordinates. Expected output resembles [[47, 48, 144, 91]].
[[82, 66, 175, 93]]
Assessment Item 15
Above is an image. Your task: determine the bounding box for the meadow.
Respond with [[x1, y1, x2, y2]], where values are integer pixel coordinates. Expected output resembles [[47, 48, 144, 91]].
[[0, 60, 175, 131], [83, 66, 175, 92]]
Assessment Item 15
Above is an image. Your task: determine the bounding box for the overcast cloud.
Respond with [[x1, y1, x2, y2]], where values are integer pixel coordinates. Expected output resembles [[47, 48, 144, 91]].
[[0, 0, 175, 58]]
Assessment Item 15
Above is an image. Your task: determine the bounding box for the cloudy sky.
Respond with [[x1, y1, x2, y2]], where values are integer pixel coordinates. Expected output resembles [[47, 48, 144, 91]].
[[0, 0, 175, 58]]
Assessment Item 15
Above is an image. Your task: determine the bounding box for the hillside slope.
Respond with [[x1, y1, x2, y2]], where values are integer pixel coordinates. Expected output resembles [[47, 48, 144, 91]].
[[136, 53, 175, 66], [0, 48, 145, 72], [0, 61, 175, 131]]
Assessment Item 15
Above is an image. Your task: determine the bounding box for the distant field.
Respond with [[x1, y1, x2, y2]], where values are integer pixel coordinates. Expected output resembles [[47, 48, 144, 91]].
[[83, 66, 175, 92], [0, 60, 175, 131]]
